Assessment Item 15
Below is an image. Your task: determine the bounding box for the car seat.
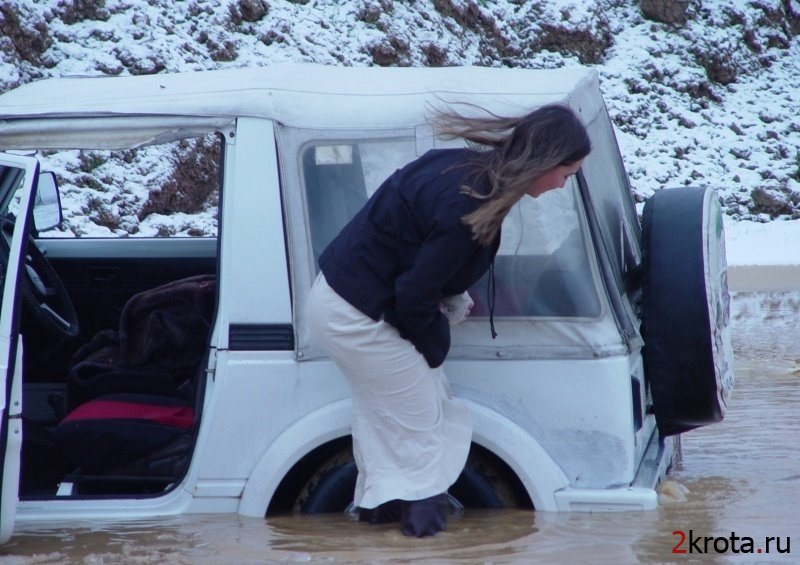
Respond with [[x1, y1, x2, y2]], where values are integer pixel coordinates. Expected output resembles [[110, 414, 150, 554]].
[[48, 274, 215, 493]]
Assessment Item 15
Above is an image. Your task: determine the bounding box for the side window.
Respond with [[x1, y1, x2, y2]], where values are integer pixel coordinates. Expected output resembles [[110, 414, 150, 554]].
[[470, 179, 602, 319], [580, 112, 642, 291], [34, 133, 221, 238], [298, 136, 600, 319], [301, 138, 416, 268]]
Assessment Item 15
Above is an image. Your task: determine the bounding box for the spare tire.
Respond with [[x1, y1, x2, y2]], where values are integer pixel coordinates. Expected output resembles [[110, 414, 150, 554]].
[[641, 186, 735, 436]]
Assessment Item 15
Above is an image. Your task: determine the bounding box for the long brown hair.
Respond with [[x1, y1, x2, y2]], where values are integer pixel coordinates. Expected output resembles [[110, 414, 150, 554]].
[[432, 103, 591, 245]]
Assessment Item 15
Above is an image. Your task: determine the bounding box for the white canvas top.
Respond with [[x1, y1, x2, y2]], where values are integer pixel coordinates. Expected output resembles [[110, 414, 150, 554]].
[[0, 64, 602, 129]]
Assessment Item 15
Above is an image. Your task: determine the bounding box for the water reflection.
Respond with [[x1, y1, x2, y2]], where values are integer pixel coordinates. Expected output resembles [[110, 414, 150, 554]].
[[2, 292, 799, 564]]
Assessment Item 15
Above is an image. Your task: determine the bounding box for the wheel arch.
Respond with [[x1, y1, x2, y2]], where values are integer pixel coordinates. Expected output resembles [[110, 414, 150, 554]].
[[238, 398, 352, 518], [466, 399, 569, 511], [238, 398, 570, 516]]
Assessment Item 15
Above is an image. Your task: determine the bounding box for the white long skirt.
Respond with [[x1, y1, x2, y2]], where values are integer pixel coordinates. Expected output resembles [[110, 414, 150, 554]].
[[307, 274, 472, 509]]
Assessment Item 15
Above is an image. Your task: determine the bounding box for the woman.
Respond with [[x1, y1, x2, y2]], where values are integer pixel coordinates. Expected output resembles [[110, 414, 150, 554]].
[[307, 103, 591, 537]]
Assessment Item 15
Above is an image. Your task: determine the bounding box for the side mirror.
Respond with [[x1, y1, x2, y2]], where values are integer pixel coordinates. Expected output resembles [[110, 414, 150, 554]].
[[33, 172, 63, 232]]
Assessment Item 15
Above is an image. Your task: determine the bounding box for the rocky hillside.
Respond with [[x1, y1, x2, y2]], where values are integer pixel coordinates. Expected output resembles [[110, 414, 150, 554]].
[[1, 0, 799, 222]]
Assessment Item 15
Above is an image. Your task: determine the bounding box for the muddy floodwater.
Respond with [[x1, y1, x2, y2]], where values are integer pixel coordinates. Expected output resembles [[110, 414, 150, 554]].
[[2, 291, 799, 564]]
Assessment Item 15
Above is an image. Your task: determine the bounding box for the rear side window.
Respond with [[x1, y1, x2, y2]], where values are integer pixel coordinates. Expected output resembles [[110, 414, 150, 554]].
[[299, 137, 600, 319], [470, 179, 602, 319], [286, 129, 610, 362], [301, 139, 417, 268]]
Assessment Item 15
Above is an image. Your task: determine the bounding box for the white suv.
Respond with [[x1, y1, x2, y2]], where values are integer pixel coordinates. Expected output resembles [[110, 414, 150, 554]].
[[0, 64, 734, 543]]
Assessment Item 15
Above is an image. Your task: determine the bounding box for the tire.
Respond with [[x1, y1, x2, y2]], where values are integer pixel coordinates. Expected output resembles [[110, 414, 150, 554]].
[[302, 462, 358, 514], [449, 467, 505, 509], [299, 447, 524, 513], [641, 186, 735, 436]]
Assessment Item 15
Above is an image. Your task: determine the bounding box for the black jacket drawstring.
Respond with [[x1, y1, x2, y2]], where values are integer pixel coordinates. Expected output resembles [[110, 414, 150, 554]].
[[487, 259, 497, 339]]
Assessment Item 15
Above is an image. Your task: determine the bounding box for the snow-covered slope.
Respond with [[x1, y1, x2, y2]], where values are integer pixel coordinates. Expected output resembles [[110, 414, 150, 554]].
[[1, 0, 798, 235]]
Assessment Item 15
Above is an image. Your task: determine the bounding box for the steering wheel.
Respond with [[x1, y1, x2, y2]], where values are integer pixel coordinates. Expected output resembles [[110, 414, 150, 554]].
[[0, 219, 80, 339]]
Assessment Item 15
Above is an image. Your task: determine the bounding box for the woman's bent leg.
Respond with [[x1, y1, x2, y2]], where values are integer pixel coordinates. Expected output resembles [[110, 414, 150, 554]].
[[308, 274, 471, 527]]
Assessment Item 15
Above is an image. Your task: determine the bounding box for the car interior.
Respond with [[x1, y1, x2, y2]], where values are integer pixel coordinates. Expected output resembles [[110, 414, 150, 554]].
[[18, 233, 218, 498], [11, 139, 221, 499]]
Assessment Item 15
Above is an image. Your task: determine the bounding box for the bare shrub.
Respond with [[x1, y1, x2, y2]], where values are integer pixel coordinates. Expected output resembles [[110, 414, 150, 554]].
[[229, 0, 268, 25], [368, 35, 411, 66], [534, 23, 613, 65], [114, 47, 167, 75], [786, 0, 800, 35], [79, 151, 108, 172], [640, 0, 690, 25], [260, 29, 287, 46], [81, 196, 109, 220], [749, 186, 800, 218], [207, 37, 238, 61], [198, 31, 238, 62], [54, 0, 111, 24], [693, 48, 741, 85], [682, 80, 721, 103], [432, 0, 511, 60], [422, 42, 449, 66], [74, 173, 105, 190], [433, 0, 487, 31], [139, 136, 221, 220], [0, 2, 52, 66], [752, 0, 800, 35], [93, 205, 122, 231], [358, 1, 384, 24]]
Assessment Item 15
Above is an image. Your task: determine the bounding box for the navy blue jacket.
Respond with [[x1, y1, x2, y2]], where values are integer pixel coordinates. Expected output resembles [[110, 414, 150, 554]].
[[319, 148, 500, 368]]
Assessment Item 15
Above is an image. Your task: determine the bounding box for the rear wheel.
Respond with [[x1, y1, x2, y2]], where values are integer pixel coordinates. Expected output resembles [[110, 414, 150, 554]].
[[296, 444, 530, 514], [296, 449, 357, 514]]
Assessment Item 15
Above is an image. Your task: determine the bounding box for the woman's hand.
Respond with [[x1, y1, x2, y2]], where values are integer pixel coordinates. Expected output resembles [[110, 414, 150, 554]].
[[441, 291, 474, 325]]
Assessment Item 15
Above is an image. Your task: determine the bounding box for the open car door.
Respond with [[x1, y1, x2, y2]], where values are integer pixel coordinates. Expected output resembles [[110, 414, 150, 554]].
[[0, 153, 38, 545]]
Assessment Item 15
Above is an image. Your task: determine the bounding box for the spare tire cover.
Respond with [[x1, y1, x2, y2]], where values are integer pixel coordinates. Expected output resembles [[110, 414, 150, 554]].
[[641, 186, 735, 436]]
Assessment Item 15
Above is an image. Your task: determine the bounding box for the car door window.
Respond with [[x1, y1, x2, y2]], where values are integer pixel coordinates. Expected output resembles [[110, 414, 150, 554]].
[[29, 133, 222, 239]]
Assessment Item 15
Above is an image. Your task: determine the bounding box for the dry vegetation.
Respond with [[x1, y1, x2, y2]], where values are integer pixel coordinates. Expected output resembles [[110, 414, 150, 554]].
[[139, 136, 221, 221]]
